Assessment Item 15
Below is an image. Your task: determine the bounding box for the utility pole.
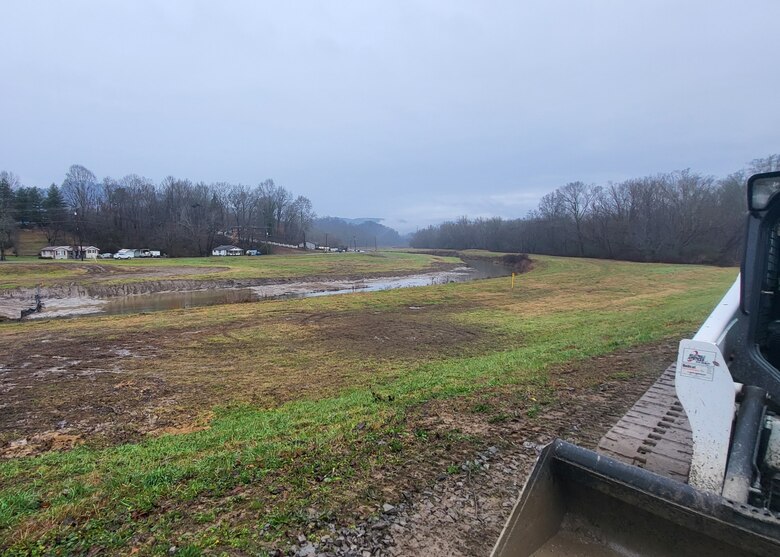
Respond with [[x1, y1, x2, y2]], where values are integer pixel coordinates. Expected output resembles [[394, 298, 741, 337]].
[[74, 210, 84, 261], [300, 206, 306, 250]]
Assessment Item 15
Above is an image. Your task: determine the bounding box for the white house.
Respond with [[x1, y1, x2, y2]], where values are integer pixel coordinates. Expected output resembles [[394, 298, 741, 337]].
[[212, 245, 244, 256], [39, 245, 99, 260], [40, 246, 71, 259], [75, 246, 99, 259]]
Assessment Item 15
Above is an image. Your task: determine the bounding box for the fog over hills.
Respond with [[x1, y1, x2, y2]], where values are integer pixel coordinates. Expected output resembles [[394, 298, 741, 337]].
[[311, 217, 404, 248]]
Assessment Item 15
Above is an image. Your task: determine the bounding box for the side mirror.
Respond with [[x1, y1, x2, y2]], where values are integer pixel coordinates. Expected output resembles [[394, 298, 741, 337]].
[[748, 171, 780, 212]]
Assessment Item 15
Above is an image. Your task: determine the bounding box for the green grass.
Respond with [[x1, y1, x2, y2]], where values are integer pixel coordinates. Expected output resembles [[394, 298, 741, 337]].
[[0, 255, 737, 554]]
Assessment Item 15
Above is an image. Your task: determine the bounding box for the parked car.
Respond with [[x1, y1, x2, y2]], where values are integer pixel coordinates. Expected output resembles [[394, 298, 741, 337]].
[[246, 249, 261, 256], [114, 249, 137, 259], [98, 253, 113, 259]]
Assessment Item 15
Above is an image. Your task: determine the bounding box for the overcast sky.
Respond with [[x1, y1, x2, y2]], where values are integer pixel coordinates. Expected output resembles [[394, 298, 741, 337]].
[[3, 1, 779, 232]]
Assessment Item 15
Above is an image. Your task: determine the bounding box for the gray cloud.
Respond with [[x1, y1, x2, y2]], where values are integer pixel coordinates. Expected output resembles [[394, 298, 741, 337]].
[[3, 1, 779, 232]]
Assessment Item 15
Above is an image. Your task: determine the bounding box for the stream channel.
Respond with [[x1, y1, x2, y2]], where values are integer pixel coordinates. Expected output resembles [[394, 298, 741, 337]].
[[25, 259, 512, 320]]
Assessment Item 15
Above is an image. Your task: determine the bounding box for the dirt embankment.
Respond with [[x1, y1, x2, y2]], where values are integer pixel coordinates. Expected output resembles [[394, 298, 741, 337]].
[[490, 253, 533, 274], [412, 250, 534, 275]]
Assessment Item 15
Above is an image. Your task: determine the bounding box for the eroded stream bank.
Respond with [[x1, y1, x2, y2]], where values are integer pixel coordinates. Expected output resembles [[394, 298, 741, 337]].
[[1, 256, 526, 320]]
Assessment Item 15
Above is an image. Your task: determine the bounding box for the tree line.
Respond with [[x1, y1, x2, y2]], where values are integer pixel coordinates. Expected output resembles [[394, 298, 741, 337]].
[[410, 155, 780, 266], [0, 165, 317, 258]]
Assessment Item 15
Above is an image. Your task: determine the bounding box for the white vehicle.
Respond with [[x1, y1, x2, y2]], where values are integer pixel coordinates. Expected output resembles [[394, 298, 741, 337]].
[[494, 172, 780, 556], [113, 249, 137, 259]]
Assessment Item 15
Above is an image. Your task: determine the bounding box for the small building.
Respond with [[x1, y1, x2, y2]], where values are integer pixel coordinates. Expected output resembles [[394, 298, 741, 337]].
[[298, 241, 316, 250], [212, 245, 244, 256]]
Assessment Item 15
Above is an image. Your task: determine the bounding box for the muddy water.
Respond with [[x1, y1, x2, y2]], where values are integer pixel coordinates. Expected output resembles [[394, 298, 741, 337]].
[[25, 260, 512, 320]]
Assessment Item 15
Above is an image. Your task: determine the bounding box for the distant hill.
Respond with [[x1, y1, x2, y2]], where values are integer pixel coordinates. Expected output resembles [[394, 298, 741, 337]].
[[310, 217, 405, 248], [336, 217, 383, 225]]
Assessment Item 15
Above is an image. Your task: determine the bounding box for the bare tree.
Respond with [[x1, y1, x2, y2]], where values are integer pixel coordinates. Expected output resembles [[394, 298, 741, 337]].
[[286, 195, 315, 245], [557, 181, 596, 257], [226, 184, 259, 245], [61, 165, 99, 213], [61, 165, 100, 257], [749, 154, 780, 173]]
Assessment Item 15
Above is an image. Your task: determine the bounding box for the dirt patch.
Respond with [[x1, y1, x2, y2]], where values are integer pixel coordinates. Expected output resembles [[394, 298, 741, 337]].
[[0, 333, 187, 452], [0, 430, 83, 458], [289, 305, 498, 361], [147, 411, 214, 437]]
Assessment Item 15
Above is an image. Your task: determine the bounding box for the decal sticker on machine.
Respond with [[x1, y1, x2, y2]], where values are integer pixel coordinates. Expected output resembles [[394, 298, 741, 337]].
[[680, 348, 716, 381]]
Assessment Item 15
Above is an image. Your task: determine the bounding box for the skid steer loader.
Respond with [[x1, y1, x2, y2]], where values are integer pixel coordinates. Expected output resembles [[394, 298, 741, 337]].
[[492, 171, 780, 556]]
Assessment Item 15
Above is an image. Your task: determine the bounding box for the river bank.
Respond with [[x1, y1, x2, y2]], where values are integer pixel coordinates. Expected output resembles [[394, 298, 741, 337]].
[[0, 254, 527, 320]]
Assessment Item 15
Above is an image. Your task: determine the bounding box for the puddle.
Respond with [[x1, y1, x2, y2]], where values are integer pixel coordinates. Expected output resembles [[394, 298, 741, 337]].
[[17, 261, 512, 320]]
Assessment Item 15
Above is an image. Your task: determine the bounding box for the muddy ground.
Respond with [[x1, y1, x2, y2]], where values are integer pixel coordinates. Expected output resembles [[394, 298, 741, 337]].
[[0, 303, 506, 455]]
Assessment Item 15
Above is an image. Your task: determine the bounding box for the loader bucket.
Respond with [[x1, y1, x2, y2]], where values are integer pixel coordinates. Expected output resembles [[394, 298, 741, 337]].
[[491, 440, 780, 557]]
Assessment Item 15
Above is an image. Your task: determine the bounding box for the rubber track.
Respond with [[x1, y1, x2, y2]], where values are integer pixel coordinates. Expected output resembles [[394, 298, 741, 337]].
[[597, 365, 693, 483]]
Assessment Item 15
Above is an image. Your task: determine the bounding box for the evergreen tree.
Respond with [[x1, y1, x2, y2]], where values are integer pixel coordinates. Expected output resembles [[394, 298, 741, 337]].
[[14, 187, 44, 226], [42, 184, 68, 245], [0, 176, 16, 260]]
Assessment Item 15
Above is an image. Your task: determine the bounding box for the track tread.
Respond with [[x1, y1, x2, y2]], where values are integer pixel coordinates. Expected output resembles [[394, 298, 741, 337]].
[[597, 365, 693, 483]]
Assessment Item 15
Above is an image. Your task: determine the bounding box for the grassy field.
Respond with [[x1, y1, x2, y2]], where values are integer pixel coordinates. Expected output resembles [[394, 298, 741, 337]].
[[0, 256, 736, 555], [0, 251, 461, 290], [13, 230, 49, 258]]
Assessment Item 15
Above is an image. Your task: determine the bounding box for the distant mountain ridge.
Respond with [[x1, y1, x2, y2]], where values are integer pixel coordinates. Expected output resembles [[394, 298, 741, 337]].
[[335, 217, 383, 225], [310, 216, 405, 248]]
